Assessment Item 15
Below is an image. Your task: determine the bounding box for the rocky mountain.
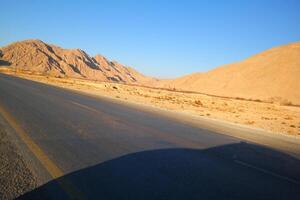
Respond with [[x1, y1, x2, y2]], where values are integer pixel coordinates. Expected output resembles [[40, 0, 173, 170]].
[[157, 42, 300, 105], [0, 39, 153, 84]]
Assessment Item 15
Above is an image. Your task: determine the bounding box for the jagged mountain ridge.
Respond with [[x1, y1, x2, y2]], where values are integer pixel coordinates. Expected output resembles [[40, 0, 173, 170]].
[[0, 39, 152, 83]]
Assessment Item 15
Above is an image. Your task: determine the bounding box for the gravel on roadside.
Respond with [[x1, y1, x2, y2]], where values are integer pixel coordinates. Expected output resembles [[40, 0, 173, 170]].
[[0, 123, 36, 200]]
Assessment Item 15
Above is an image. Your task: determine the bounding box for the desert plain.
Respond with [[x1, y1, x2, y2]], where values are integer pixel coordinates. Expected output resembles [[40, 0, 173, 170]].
[[1, 68, 299, 136]]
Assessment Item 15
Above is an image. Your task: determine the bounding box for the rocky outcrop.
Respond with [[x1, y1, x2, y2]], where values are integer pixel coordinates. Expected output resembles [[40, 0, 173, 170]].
[[0, 39, 153, 84]]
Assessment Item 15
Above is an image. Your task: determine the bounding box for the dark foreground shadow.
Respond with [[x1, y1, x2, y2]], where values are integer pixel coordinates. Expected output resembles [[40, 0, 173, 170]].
[[0, 60, 11, 66], [18, 143, 300, 200]]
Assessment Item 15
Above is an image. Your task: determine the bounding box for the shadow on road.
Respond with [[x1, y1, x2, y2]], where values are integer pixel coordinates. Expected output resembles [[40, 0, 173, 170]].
[[18, 142, 300, 200]]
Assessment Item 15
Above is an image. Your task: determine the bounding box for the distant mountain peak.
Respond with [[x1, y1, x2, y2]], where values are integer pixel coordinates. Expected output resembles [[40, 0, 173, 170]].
[[0, 39, 153, 84]]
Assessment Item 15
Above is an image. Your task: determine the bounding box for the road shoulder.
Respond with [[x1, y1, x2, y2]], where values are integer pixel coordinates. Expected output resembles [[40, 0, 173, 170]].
[[0, 114, 37, 199]]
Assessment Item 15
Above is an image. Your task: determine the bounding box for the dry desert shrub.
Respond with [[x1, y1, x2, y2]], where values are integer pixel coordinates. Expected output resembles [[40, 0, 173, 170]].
[[194, 100, 203, 107], [237, 108, 244, 112], [142, 94, 150, 98], [284, 116, 293, 120], [280, 100, 293, 106], [268, 97, 293, 106], [164, 96, 174, 100]]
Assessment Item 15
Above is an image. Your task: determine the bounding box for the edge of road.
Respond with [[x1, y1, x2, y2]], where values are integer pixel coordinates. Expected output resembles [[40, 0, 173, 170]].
[[0, 112, 39, 199], [0, 104, 87, 199], [0, 110, 52, 186]]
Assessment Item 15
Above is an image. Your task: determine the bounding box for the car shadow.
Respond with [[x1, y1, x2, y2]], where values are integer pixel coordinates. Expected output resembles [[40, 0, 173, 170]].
[[18, 142, 300, 200]]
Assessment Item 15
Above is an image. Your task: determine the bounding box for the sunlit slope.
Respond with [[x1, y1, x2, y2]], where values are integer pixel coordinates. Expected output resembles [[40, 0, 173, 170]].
[[159, 42, 300, 105]]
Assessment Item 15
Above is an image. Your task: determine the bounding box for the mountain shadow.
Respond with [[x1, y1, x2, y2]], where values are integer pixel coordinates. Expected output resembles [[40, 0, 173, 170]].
[[0, 60, 11, 66], [18, 142, 300, 200]]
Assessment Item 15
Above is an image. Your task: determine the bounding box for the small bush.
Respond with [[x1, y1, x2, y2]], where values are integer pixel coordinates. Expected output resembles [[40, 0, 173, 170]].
[[268, 97, 293, 106], [194, 100, 203, 106]]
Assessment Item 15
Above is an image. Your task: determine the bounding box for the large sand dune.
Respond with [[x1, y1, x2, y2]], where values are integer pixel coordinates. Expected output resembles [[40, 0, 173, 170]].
[[158, 42, 300, 105]]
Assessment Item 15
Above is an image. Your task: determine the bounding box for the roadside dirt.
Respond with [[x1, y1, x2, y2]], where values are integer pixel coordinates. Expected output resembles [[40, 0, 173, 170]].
[[0, 122, 36, 199]]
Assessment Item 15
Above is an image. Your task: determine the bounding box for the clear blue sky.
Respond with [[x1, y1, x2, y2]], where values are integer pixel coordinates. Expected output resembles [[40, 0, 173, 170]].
[[0, 0, 300, 78]]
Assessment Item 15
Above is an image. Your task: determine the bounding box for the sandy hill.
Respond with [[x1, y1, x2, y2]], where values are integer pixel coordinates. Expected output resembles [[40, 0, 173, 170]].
[[0, 39, 153, 84], [158, 42, 300, 105]]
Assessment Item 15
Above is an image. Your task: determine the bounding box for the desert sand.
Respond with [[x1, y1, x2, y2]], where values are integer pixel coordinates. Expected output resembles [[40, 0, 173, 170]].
[[157, 42, 300, 105], [0, 69, 299, 136]]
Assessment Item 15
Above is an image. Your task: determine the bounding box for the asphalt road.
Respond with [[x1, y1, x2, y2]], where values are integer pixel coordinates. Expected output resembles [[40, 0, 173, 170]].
[[0, 73, 299, 200]]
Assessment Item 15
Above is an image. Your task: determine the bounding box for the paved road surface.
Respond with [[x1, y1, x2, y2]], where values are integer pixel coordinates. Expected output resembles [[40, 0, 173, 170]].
[[0, 73, 299, 200]]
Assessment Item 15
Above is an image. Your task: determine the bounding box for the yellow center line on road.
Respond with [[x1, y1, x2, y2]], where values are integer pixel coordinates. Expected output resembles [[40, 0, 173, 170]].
[[0, 105, 86, 200]]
